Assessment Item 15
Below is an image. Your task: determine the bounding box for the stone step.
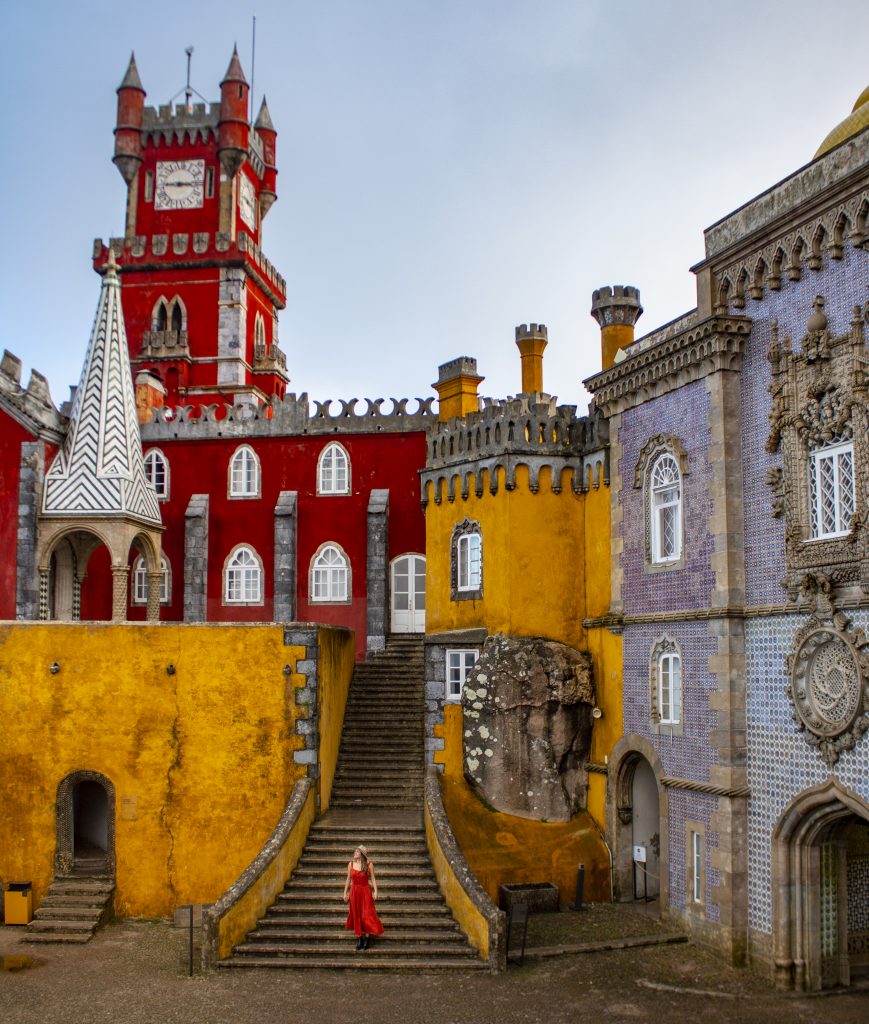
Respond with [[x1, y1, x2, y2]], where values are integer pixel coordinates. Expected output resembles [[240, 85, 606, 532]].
[[276, 892, 447, 909], [232, 941, 479, 959], [279, 883, 442, 899], [300, 855, 431, 870], [47, 881, 113, 896], [33, 906, 104, 921], [264, 911, 453, 926], [25, 919, 98, 935], [247, 928, 465, 944], [22, 931, 94, 945], [217, 956, 485, 971], [311, 822, 424, 834]]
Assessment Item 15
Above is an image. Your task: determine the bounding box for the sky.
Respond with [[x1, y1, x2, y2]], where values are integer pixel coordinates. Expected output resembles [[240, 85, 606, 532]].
[[4, 1, 869, 412]]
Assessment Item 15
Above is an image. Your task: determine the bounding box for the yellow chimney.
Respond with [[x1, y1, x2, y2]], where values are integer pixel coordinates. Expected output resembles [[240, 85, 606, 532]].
[[433, 357, 484, 422], [590, 286, 643, 370], [515, 323, 547, 394]]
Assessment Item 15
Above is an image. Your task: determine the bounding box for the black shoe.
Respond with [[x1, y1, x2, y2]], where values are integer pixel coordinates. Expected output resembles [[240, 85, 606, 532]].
[[361, 935, 370, 950], [355, 936, 363, 950]]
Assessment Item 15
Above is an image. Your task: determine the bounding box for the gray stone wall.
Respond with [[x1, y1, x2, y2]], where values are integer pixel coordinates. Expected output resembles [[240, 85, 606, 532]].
[[424, 629, 487, 768], [366, 489, 389, 655], [285, 626, 321, 793], [217, 268, 247, 386], [183, 494, 209, 622], [16, 441, 45, 620], [273, 491, 297, 622]]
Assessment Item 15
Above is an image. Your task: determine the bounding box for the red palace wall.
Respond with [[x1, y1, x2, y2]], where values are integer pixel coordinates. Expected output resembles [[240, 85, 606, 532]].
[[0, 412, 34, 619], [116, 429, 426, 660]]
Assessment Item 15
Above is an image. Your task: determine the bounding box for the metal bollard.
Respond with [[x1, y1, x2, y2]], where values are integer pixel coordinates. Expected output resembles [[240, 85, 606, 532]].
[[573, 863, 585, 911]]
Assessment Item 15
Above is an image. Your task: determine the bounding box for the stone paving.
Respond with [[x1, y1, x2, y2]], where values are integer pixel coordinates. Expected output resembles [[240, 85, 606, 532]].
[[1, 906, 868, 1024]]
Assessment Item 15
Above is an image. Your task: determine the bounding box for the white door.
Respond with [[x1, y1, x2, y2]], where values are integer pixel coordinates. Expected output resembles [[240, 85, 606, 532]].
[[391, 554, 426, 633]]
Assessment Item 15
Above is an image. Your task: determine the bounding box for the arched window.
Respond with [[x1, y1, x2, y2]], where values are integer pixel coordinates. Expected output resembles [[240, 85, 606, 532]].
[[650, 453, 682, 563], [154, 300, 168, 331], [650, 637, 682, 730], [143, 449, 169, 500], [450, 519, 482, 600], [171, 302, 183, 333], [131, 554, 171, 605], [317, 442, 350, 495], [310, 544, 350, 603], [254, 313, 267, 353], [224, 545, 263, 604], [809, 436, 854, 539], [229, 445, 261, 498]]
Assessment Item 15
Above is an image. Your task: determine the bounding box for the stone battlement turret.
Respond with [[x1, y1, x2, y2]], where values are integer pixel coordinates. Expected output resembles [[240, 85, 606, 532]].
[[590, 285, 643, 370], [0, 350, 66, 440]]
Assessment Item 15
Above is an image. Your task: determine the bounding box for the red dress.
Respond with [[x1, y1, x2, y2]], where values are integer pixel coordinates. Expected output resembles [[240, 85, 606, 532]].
[[345, 865, 384, 937]]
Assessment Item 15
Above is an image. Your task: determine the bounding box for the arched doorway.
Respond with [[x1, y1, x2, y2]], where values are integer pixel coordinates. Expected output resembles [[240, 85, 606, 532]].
[[391, 554, 426, 633], [55, 771, 115, 877], [610, 743, 664, 904], [773, 779, 869, 990]]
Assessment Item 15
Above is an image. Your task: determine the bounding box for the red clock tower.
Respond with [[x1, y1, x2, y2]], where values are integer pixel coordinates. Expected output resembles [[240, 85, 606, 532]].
[[94, 49, 287, 410]]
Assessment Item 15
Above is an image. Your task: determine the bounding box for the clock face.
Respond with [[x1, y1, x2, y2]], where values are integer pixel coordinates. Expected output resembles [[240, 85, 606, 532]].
[[154, 160, 205, 210], [238, 173, 257, 231]]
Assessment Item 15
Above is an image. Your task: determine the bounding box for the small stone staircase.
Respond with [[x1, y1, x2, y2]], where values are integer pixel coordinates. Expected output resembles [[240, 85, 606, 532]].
[[220, 635, 485, 970], [24, 876, 114, 944]]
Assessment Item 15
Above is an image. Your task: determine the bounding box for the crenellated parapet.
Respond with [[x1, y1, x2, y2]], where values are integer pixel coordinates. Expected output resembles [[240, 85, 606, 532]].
[[421, 393, 608, 505], [0, 349, 66, 441], [141, 102, 220, 145], [93, 233, 287, 308], [140, 393, 436, 442]]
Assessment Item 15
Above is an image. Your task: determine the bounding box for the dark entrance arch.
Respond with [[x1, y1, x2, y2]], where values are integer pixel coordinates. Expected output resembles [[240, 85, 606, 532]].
[[55, 771, 115, 877]]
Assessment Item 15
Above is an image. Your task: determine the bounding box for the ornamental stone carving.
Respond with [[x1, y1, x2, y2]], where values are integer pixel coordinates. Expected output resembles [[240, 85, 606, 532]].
[[765, 297, 869, 598], [786, 574, 869, 765]]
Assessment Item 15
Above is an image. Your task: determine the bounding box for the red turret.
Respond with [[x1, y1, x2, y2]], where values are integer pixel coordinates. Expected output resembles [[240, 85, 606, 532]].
[[255, 96, 278, 217], [218, 46, 249, 178], [113, 53, 145, 185]]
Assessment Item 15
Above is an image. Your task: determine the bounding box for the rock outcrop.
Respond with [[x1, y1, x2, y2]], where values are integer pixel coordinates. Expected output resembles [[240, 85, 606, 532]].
[[462, 635, 595, 822]]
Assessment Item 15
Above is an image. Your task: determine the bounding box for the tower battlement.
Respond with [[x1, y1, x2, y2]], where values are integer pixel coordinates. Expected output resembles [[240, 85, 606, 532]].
[[515, 323, 548, 342], [590, 285, 643, 327]]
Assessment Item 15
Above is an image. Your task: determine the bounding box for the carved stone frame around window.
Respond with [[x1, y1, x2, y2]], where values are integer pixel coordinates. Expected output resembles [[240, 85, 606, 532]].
[[649, 635, 684, 737], [450, 518, 482, 601], [634, 434, 689, 574], [766, 297, 869, 598]]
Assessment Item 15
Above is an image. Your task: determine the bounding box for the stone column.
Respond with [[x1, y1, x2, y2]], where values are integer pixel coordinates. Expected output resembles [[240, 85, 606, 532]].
[[366, 489, 389, 656], [17, 441, 45, 620], [273, 491, 298, 622], [38, 568, 50, 621], [111, 566, 129, 621], [184, 494, 210, 622], [146, 571, 163, 623]]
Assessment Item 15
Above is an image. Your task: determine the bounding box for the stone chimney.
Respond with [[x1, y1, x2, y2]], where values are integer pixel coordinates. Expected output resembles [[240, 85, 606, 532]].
[[515, 323, 547, 394], [135, 369, 166, 425], [433, 357, 484, 422], [590, 286, 643, 370]]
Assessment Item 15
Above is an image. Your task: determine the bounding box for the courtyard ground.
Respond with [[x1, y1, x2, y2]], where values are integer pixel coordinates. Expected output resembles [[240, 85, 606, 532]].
[[1, 903, 867, 1024]]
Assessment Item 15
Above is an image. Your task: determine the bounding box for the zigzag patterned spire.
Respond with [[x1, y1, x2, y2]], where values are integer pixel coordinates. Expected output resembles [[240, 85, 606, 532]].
[[42, 255, 161, 525]]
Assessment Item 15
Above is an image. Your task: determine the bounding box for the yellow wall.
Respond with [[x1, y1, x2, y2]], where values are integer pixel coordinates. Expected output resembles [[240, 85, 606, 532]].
[[316, 627, 356, 813], [425, 460, 622, 837], [0, 622, 354, 918]]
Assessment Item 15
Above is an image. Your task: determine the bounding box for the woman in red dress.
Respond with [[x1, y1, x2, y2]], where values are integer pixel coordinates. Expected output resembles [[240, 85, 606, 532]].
[[343, 844, 384, 950]]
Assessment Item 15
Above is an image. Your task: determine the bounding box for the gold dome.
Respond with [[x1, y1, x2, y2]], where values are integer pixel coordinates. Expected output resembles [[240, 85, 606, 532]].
[[814, 84, 869, 158]]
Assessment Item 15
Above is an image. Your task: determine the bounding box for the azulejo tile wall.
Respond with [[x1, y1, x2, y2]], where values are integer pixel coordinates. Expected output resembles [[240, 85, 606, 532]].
[[736, 248, 869, 608], [619, 380, 714, 615], [745, 610, 869, 935], [668, 787, 720, 921]]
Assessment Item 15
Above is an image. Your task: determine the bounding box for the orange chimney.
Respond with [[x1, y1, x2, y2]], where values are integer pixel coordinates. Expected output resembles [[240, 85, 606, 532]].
[[433, 357, 484, 422], [590, 286, 643, 370], [515, 323, 547, 394]]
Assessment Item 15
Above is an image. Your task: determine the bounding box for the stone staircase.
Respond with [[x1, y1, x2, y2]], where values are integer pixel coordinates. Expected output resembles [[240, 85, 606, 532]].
[[24, 876, 114, 944], [220, 635, 485, 970]]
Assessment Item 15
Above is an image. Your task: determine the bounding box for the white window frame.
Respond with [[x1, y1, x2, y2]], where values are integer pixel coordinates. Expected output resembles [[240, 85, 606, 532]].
[[317, 442, 351, 495], [457, 533, 482, 592], [692, 831, 703, 904], [809, 439, 855, 540], [143, 448, 170, 500], [131, 554, 171, 605], [228, 445, 261, 499], [650, 452, 682, 563], [446, 648, 479, 702], [310, 543, 351, 603], [223, 545, 264, 605], [658, 650, 681, 725]]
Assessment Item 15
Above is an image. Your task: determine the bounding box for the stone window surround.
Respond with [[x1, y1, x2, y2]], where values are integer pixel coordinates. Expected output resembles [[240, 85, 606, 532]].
[[316, 441, 351, 496], [450, 518, 482, 602], [131, 553, 171, 605], [687, 820, 706, 916], [55, 770, 116, 877], [808, 437, 854, 540], [227, 444, 262, 500], [222, 543, 265, 606], [649, 635, 684, 737], [445, 647, 480, 703], [634, 435, 689, 575], [143, 447, 170, 501], [309, 541, 352, 605]]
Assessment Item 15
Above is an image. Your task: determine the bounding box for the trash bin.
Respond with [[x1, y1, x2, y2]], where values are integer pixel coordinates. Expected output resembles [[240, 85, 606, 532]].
[[4, 882, 33, 925]]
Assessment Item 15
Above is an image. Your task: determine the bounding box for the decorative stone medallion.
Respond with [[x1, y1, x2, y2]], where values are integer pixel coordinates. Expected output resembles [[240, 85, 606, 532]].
[[786, 575, 869, 764]]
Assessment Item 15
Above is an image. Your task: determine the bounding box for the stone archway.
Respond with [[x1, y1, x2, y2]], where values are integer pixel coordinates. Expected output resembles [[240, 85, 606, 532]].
[[772, 777, 869, 991], [55, 770, 116, 878], [608, 736, 668, 905]]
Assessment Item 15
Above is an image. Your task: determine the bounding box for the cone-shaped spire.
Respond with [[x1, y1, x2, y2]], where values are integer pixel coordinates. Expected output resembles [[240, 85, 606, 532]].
[[221, 45, 248, 85], [255, 95, 274, 132], [42, 253, 161, 526], [118, 52, 145, 93]]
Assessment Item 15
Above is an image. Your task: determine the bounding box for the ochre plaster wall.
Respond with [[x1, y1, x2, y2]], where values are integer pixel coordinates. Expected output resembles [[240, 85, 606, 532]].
[[0, 623, 352, 917], [316, 626, 357, 813]]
